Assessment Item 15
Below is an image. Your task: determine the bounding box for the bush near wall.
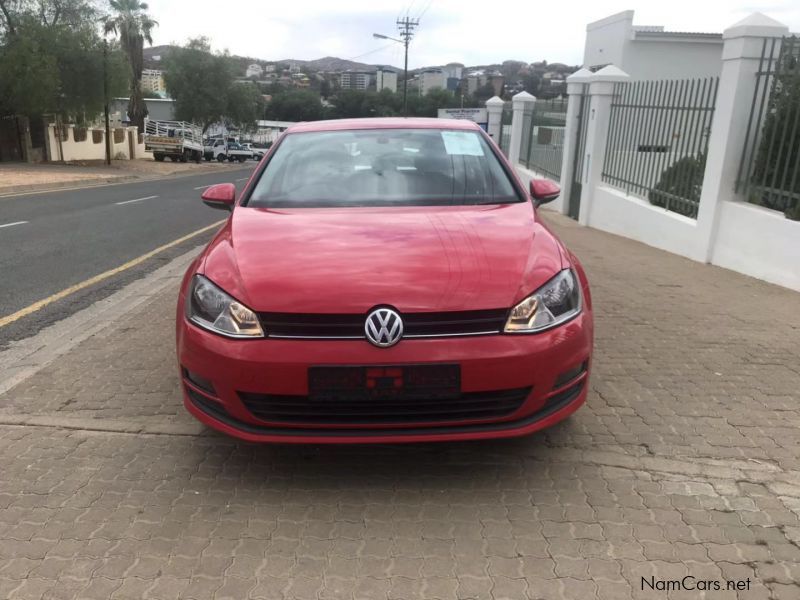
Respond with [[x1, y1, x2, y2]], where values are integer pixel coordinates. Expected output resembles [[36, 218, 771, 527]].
[[648, 154, 706, 219]]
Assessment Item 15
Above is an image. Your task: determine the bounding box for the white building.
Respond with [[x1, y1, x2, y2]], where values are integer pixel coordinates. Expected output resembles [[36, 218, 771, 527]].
[[340, 71, 372, 90], [442, 63, 463, 80], [246, 63, 263, 78], [141, 69, 166, 95], [584, 10, 723, 79], [376, 68, 397, 93], [420, 70, 446, 95]]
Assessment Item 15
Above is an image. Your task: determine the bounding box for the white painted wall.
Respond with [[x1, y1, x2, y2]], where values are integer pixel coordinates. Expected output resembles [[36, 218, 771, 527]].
[[586, 185, 700, 259], [46, 125, 148, 162], [584, 11, 631, 70], [712, 201, 800, 291], [584, 10, 723, 80]]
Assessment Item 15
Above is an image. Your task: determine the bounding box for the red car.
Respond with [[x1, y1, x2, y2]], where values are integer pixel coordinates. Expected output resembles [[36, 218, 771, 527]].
[[176, 118, 593, 444]]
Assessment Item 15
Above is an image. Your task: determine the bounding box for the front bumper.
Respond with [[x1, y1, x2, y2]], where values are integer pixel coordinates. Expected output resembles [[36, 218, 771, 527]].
[[176, 310, 592, 444]]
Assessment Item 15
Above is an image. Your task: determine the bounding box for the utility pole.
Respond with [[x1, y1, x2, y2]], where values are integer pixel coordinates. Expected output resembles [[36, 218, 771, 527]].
[[396, 16, 418, 117], [103, 40, 111, 166]]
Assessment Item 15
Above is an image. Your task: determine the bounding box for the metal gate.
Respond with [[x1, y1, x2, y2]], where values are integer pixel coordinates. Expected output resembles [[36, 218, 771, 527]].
[[568, 88, 590, 219]]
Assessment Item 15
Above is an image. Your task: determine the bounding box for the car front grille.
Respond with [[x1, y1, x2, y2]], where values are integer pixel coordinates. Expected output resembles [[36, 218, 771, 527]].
[[238, 386, 531, 425], [259, 308, 508, 339]]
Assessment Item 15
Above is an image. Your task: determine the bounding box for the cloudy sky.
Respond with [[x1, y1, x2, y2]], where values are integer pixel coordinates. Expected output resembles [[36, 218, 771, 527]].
[[147, 0, 800, 68]]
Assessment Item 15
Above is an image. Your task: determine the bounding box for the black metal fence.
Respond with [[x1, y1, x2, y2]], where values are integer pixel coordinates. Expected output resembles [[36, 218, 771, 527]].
[[519, 98, 568, 180], [499, 103, 512, 156], [736, 36, 800, 220], [601, 77, 719, 219]]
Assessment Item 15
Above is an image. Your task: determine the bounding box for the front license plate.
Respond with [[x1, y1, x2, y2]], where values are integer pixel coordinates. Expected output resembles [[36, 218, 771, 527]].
[[308, 365, 460, 401]]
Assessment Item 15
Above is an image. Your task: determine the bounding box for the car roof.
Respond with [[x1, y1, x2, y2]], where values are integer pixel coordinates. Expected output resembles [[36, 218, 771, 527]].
[[285, 117, 482, 134]]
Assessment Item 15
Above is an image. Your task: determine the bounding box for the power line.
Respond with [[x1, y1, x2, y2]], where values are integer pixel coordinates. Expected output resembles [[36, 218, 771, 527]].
[[348, 42, 396, 61], [417, 0, 434, 19]]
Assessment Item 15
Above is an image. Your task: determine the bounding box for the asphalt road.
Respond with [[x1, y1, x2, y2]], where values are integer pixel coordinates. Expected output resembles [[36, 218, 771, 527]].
[[0, 165, 256, 347]]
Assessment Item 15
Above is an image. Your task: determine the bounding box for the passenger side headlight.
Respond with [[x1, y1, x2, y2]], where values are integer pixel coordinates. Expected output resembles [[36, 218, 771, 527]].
[[186, 275, 264, 338], [504, 269, 582, 333]]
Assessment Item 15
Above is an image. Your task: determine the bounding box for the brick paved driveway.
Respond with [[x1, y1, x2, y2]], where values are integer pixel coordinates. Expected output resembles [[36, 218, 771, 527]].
[[1, 213, 799, 599]]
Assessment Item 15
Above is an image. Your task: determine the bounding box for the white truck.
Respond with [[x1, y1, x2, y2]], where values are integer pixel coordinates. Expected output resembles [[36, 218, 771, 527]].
[[204, 139, 254, 162], [144, 120, 204, 163]]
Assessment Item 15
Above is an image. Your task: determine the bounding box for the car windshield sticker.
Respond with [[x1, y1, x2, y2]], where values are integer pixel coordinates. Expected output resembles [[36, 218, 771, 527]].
[[441, 131, 484, 156]]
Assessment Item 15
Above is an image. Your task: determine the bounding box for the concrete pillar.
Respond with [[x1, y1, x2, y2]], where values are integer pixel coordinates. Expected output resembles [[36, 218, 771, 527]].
[[508, 91, 536, 166], [485, 96, 504, 142], [577, 65, 630, 226], [555, 68, 594, 216], [695, 13, 788, 262]]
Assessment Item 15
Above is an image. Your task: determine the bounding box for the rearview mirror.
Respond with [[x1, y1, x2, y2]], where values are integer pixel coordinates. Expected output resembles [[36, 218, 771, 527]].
[[529, 179, 560, 207], [202, 183, 236, 211]]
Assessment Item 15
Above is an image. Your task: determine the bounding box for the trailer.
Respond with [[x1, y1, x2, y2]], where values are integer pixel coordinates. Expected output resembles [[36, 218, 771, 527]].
[[144, 120, 204, 163]]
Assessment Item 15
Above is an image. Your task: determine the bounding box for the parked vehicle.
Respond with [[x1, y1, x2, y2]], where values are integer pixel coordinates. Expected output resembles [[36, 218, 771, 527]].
[[226, 142, 254, 163], [177, 118, 593, 444], [145, 120, 203, 163], [204, 138, 228, 162], [241, 143, 264, 160]]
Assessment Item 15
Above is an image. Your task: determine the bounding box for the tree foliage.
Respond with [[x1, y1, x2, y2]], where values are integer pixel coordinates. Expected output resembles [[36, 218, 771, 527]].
[[164, 37, 265, 132], [0, 2, 127, 121], [101, 0, 157, 132]]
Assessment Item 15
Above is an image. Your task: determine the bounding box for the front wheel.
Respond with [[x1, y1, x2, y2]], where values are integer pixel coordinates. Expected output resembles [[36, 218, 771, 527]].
[[153, 153, 165, 162], [216, 154, 226, 163]]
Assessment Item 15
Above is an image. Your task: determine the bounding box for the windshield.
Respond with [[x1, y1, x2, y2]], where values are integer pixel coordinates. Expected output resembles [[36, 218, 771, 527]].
[[247, 128, 520, 207]]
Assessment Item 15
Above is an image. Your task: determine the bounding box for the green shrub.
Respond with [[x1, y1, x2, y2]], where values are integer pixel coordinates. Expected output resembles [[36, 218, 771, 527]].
[[648, 154, 706, 218]]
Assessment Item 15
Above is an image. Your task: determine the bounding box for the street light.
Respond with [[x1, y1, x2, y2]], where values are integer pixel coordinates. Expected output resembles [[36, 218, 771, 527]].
[[373, 31, 410, 117]]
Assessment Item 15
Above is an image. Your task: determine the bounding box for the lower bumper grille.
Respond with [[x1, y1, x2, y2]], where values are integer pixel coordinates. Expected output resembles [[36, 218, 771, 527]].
[[238, 387, 531, 425]]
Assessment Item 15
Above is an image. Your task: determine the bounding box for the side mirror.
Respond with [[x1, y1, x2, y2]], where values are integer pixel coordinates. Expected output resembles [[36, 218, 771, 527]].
[[529, 179, 560, 207], [202, 183, 236, 211]]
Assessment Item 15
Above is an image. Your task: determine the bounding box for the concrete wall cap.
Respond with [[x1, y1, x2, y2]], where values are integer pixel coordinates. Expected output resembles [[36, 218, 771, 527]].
[[485, 96, 505, 106], [723, 12, 788, 39], [567, 67, 594, 83], [592, 65, 630, 83], [512, 91, 536, 103]]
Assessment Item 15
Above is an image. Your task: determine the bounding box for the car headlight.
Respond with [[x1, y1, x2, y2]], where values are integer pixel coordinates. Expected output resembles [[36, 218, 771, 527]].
[[186, 275, 264, 338], [505, 269, 582, 333]]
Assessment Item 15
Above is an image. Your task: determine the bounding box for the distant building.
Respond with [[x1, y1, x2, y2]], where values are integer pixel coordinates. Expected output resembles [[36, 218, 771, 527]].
[[340, 71, 372, 90], [584, 10, 723, 79], [141, 69, 166, 95], [464, 74, 486, 96], [376, 68, 397, 92], [446, 77, 460, 92], [246, 63, 263, 78], [264, 63, 276, 73], [420, 70, 446, 95], [442, 63, 464, 80]]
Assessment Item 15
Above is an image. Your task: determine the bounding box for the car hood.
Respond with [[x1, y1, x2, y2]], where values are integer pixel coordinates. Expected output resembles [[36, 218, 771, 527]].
[[201, 203, 565, 313]]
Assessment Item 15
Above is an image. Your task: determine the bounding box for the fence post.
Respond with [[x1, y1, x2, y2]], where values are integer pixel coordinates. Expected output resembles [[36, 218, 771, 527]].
[[577, 66, 629, 226], [485, 96, 504, 142], [694, 13, 788, 262], [556, 68, 594, 216], [508, 91, 536, 166]]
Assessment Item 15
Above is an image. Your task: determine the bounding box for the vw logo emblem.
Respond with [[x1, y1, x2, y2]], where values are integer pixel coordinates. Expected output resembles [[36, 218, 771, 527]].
[[365, 308, 404, 348]]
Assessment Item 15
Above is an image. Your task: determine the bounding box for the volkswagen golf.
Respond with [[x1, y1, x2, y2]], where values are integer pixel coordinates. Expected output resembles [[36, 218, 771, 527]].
[[176, 118, 593, 443]]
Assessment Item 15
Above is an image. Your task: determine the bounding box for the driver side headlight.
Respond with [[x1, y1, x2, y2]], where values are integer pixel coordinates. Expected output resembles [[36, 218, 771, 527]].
[[186, 275, 264, 338], [504, 269, 582, 333]]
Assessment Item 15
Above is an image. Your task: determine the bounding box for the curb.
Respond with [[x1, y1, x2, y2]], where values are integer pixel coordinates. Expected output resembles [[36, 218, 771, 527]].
[[0, 175, 140, 195], [0, 163, 254, 197]]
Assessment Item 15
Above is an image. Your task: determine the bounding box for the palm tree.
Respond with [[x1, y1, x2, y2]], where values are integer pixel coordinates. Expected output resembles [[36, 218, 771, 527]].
[[102, 0, 157, 133]]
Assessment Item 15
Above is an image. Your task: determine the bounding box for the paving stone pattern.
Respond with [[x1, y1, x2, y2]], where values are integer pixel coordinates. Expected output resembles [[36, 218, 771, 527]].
[[1, 213, 799, 599]]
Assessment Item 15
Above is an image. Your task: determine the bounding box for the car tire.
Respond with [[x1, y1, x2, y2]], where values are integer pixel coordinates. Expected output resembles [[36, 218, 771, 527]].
[[217, 154, 226, 163], [154, 153, 165, 162]]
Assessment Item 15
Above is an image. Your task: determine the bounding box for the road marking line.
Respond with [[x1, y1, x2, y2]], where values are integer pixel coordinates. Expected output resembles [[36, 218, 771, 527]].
[[236, 177, 249, 181], [116, 195, 158, 205], [0, 220, 225, 329], [0, 221, 28, 229], [194, 184, 213, 190]]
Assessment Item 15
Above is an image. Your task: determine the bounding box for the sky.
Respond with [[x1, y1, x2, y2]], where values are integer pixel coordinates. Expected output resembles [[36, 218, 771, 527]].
[[147, 0, 800, 68]]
